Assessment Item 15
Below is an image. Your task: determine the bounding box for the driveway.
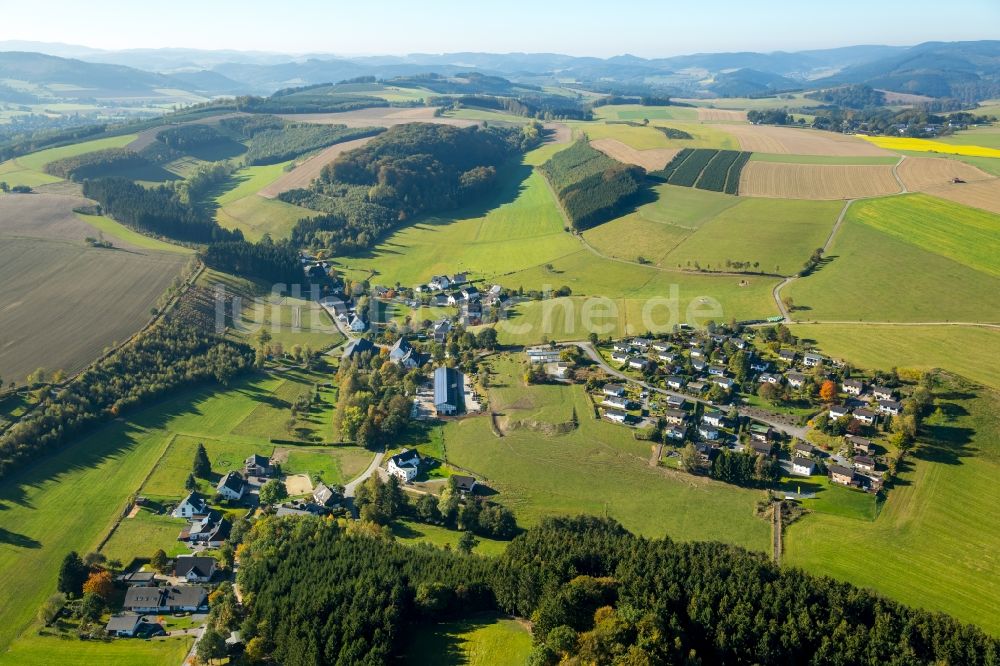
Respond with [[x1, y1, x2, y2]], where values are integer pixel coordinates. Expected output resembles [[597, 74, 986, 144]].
[[343, 450, 385, 498]]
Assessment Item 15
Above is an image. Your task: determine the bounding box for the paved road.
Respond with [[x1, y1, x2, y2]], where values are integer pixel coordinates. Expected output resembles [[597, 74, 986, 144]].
[[344, 450, 385, 498], [560, 341, 810, 440], [180, 625, 205, 666]]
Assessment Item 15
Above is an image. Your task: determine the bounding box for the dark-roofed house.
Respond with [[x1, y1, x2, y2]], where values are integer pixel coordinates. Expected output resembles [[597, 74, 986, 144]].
[[124, 586, 208, 613], [276, 500, 327, 517], [829, 405, 850, 420], [312, 483, 342, 509], [778, 349, 796, 363], [183, 512, 231, 548], [342, 337, 375, 360], [695, 443, 720, 463], [666, 395, 686, 409], [603, 395, 631, 410], [663, 408, 687, 426], [173, 556, 216, 583], [452, 475, 477, 494], [388, 337, 428, 369], [387, 449, 421, 482], [829, 465, 856, 487], [853, 408, 877, 425], [878, 399, 903, 415], [665, 426, 686, 441], [803, 353, 824, 367], [793, 441, 815, 458], [171, 492, 208, 519], [244, 454, 272, 478], [854, 456, 876, 473], [216, 471, 246, 501], [666, 376, 685, 390], [846, 435, 874, 455], [433, 319, 451, 343], [792, 457, 816, 476], [119, 571, 157, 587], [785, 372, 806, 388], [602, 384, 626, 398], [843, 379, 864, 395], [604, 408, 627, 424], [872, 385, 896, 401], [434, 366, 464, 416], [106, 614, 144, 637], [750, 440, 774, 457]]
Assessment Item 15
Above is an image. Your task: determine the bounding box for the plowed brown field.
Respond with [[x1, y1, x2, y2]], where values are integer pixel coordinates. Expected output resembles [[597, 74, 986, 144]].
[[726, 124, 894, 156], [590, 138, 679, 171], [696, 108, 747, 122], [924, 179, 1000, 215], [739, 162, 901, 199]]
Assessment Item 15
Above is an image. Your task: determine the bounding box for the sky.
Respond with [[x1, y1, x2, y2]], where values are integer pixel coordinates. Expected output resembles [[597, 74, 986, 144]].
[[2, 0, 998, 58]]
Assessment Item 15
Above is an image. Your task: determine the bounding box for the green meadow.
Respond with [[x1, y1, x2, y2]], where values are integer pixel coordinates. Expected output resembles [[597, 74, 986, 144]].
[[786, 200, 1000, 322], [77, 213, 195, 254], [13, 134, 137, 173], [403, 614, 532, 666], [785, 376, 1000, 635], [0, 631, 193, 666], [593, 104, 700, 122]]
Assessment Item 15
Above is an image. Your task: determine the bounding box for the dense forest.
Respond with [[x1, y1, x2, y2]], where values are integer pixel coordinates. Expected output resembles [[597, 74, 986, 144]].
[[156, 123, 226, 150], [539, 139, 646, 230], [82, 178, 239, 243], [431, 93, 592, 120], [0, 320, 253, 479], [201, 239, 303, 284], [242, 124, 383, 165], [233, 93, 390, 114], [282, 122, 540, 253], [806, 84, 887, 109], [235, 515, 1000, 665], [44, 147, 149, 181]]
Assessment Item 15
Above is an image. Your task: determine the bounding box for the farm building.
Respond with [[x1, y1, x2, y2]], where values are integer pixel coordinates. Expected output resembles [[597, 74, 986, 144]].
[[434, 366, 464, 415]]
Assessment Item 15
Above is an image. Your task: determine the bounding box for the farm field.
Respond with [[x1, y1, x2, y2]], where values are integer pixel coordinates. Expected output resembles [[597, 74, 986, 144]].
[[0, 159, 62, 187], [848, 194, 1000, 277], [738, 162, 900, 199], [723, 124, 892, 156], [749, 152, 899, 165], [589, 138, 678, 170], [258, 136, 376, 198], [785, 377, 1000, 635], [786, 204, 1000, 322], [76, 213, 194, 254], [0, 631, 193, 666], [282, 106, 478, 128], [12, 134, 138, 173], [858, 134, 1000, 158], [0, 194, 188, 384], [216, 193, 318, 241], [674, 94, 825, 112], [696, 107, 747, 122], [0, 369, 373, 655], [924, 178, 1000, 216], [439, 356, 772, 549], [661, 197, 843, 275], [938, 127, 1000, 149], [896, 155, 994, 190], [592, 104, 700, 122], [403, 614, 532, 666], [790, 324, 1000, 390], [570, 119, 738, 151]]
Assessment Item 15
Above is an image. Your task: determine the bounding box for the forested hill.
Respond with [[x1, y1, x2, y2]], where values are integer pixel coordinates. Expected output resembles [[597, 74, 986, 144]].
[[236, 515, 999, 665], [282, 121, 543, 254]]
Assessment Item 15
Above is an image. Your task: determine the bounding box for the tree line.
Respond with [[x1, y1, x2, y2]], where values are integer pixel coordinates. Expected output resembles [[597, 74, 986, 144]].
[[234, 514, 1000, 665], [44, 147, 149, 181], [0, 319, 253, 479]]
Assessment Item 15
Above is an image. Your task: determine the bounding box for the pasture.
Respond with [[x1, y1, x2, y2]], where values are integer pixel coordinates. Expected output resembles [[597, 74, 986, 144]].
[[391, 519, 509, 558], [438, 355, 772, 549], [848, 194, 1000, 277], [570, 119, 738, 151], [592, 104, 700, 122], [403, 614, 532, 666], [0, 159, 62, 188], [0, 631, 193, 666], [0, 194, 188, 384], [738, 162, 900, 199], [938, 127, 1000, 150], [785, 376, 1000, 635], [786, 202, 1000, 322], [12, 134, 138, 173], [790, 323, 1000, 390], [0, 369, 373, 654]]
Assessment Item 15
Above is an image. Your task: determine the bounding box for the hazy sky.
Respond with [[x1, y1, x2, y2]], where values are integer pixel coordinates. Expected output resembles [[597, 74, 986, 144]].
[[3, 0, 999, 57]]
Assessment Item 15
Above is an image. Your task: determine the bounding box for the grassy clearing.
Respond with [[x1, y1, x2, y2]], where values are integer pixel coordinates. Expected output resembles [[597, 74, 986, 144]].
[[439, 355, 771, 550], [403, 614, 532, 666], [785, 376, 1000, 635], [100, 507, 189, 564], [216, 194, 317, 241], [777, 473, 879, 521], [848, 194, 1000, 277], [0, 160, 62, 187], [14, 135, 138, 173], [0, 632, 193, 666], [281, 446, 372, 486], [391, 519, 509, 557], [789, 324, 1000, 390], [750, 153, 900, 165], [76, 213, 194, 254], [786, 208, 1000, 323]]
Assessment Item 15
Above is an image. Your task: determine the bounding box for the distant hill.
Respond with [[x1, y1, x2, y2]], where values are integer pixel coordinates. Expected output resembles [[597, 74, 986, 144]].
[[708, 68, 801, 97]]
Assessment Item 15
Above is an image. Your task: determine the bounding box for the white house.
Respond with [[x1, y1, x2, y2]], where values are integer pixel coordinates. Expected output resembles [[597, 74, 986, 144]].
[[106, 614, 145, 637], [666, 376, 685, 390], [666, 395, 686, 409], [602, 383, 626, 398], [854, 455, 876, 473], [872, 386, 896, 401], [698, 425, 719, 441], [603, 395, 630, 410], [714, 376, 736, 391], [829, 405, 850, 420], [348, 315, 367, 333], [216, 471, 246, 501], [785, 372, 806, 388], [658, 352, 677, 363], [665, 426, 686, 441], [791, 457, 816, 476], [604, 408, 628, 424], [429, 275, 451, 291], [854, 408, 877, 425], [628, 357, 650, 371], [172, 492, 209, 519], [613, 342, 632, 352], [759, 373, 780, 384], [173, 556, 217, 583], [611, 351, 630, 363], [843, 379, 864, 395], [803, 353, 824, 367], [702, 412, 725, 428], [708, 365, 726, 377], [387, 449, 422, 482], [652, 342, 672, 353], [663, 408, 687, 426], [877, 399, 903, 415]]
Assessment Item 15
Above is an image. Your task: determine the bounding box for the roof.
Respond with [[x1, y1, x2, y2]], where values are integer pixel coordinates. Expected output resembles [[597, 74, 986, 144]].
[[855, 408, 877, 418], [217, 470, 245, 494], [844, 379, 864, 387], [313, 483, 341, 507], [794, 441, 814, 452], [389, 448, 421, 469], [124, 587, 164, 608], [245, 454, 269, 468], [452, 475, 476, 492], [106, 614, 142, 632], [123, 571, 156, 583], [829, 464, 855, 477], [434, 366, 462, 409], [174, 556, 216, 579], [854, 455, 875, 465], [342, 337, 375, 359], [276, 501, 327, 517], [178, 492, 207, 511], [792, 456, 815, 468], [846, 435, 872, 445]]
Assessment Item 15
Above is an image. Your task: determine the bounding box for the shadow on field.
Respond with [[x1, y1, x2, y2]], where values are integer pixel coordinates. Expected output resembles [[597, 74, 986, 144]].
[[0, 527, 41, 549]]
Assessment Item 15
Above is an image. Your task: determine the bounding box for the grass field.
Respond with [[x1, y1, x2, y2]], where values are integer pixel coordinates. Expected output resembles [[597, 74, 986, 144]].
[[403, 614, 532, 666], [848, 194, 1000, 277], [0, 369, 374, 655], [0, 159, 62, 187], [438, 355, 772, 549], [216, 193, 318, 241], [749, 153, 900, 165], [571, 119, 738, 150], [858, 135, 1000, 158], [0, 631, 193, 666], [786, 201, 1000, 323], [593, 104, 700, 122], [789, 324, 1000, 390], [938, 127, 1000, 150], [13, 134, 138, 173], [785, 376, 1000, 635], [0, 193, 190, 384], [391, 519, 509, 557]]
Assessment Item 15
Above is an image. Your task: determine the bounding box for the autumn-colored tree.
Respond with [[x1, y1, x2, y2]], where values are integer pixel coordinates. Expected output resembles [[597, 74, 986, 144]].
[[82, 570, 114, 601], [819, 380, 837, 402]]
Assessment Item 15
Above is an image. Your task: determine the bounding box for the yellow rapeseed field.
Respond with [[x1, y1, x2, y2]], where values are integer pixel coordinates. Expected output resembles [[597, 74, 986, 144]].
[[857, 135, 1000, 158]]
